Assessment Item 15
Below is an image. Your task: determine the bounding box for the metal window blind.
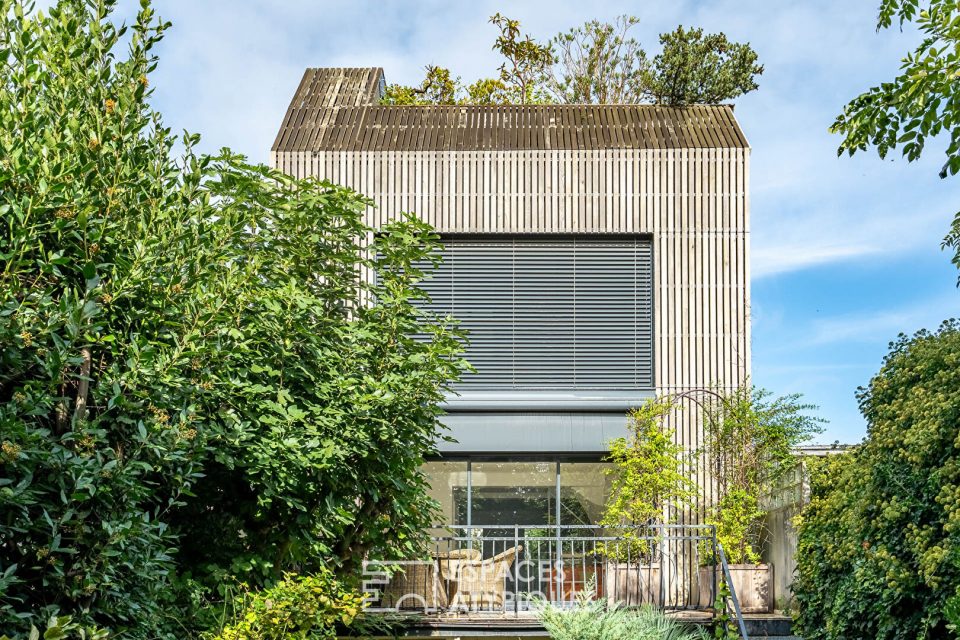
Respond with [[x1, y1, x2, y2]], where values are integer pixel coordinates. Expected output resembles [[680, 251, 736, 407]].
[[420, 236, 654, 390]]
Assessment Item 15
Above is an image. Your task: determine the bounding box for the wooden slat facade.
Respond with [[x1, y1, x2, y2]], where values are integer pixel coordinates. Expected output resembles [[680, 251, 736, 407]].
[[271, 147, 750, 460], [270, 68, 750, 511]]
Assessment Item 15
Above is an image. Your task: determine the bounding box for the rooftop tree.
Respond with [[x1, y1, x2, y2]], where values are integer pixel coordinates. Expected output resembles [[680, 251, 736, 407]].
[[545, 16, 649, 105], [641, 26, 763, 105], [382, 15, 762, 106]]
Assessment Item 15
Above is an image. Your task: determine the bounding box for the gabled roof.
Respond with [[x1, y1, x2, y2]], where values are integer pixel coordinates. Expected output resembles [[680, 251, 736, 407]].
[[272, 67, 749, 153]]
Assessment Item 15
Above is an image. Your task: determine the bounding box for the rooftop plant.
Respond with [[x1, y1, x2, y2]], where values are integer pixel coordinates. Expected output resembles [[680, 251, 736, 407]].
[[383, 14, 762, 106]]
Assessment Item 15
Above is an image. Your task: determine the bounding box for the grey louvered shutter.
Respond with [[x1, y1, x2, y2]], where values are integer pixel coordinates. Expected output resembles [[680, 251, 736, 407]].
[[418, 236, 653, 390]]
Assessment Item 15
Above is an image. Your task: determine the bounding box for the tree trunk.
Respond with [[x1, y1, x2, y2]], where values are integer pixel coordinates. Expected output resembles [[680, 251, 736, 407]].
[[73, 346, 92, 424]]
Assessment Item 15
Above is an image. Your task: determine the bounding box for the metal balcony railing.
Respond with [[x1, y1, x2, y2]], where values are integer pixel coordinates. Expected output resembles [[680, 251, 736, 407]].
[[362, 524, 723, 615]]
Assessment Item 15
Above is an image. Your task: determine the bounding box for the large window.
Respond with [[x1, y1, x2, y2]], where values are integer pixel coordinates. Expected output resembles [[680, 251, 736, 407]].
[[423, 460, 613, 528], [419, 236, 654, 390]]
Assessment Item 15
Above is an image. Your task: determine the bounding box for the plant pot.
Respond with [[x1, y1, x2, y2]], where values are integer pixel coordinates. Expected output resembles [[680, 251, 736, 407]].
[[603, 563, 661, 606], [698, 564, 773, 613], [545, 562, 606, 602]]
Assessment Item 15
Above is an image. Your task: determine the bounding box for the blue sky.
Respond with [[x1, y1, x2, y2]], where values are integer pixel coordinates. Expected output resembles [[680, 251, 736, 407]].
[[91, 0, 960, 444]]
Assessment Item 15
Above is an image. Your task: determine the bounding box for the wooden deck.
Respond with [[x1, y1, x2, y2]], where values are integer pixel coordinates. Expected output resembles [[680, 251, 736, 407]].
[[355, 609, 795, 637]]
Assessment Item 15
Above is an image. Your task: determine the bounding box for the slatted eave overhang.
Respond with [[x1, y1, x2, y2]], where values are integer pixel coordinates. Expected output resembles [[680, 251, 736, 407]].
[[272, 70, 750, 152], [272, 67, 386, 152]]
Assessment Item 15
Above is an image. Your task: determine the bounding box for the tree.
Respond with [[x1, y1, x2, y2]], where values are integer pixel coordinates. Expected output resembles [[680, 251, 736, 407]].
[[383, 15, 553, 106], [599, 399, 698, 560], [794, 321, 960, 640], [831, 0, 960, 273], [701, 386, 824, 564], [381, 17, 761, 107], [382, 65, 459, 105], [642, 26, 763, 105], [464, 77, 511, 105], [489, 13, 554, 104], [545, 16, 649, 104], [0, 1, 466, 636]]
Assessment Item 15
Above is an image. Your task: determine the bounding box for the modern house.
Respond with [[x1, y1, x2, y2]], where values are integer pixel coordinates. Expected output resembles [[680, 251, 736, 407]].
[[272, 67, 753, 620]]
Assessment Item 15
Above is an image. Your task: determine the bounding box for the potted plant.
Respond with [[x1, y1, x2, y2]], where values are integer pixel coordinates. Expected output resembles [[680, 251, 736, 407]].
[[697, 385, 824, 612], [598, 398, 698, 606]]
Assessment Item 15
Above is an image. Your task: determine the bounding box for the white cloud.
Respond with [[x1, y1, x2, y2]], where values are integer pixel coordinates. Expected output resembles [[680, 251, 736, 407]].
[[49, 0, 960, 280], [797, 292, 959, 348], [753, 243, 878, 278]]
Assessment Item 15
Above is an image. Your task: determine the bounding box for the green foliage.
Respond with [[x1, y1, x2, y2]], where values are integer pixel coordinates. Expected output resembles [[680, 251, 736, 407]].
[[642, 26, 763, 105], [208, 570, 364, 640], [0, 1, 466, 636], [380, 16, 761, 106], [546, 16, 649, 104], [382, 14, 553, 106], [701, 386, 824, 564], [382, 65, 459, 105], [0, 0, 212, 632], [793, 321, 960, 640], [706, 491, 765, 565], [0, 615, 108, 640], [831, 0, 960, 274], [946, 584, 960, 635], [536, 590, 708, 640], [464, 77, 512, 105], [599, 399, 697, 561], [489, 13, 554, 104], [711, 578, 738, 640]]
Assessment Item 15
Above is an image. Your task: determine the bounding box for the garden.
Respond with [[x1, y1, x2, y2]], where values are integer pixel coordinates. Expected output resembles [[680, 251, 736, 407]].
[[4, 0, 960, 638]]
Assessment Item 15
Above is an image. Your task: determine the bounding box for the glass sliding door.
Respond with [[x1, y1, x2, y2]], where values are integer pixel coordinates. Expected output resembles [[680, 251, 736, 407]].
[[560, 462, 613, 528], [468, 462, 557, 528], [422, 461, 468, 539], [421, 458, 614, 607], [423, 459, 614, 529]]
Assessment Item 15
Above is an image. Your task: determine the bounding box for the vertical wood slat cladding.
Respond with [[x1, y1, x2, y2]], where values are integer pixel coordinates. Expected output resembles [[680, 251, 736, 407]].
[[271, 148, 749, 472]]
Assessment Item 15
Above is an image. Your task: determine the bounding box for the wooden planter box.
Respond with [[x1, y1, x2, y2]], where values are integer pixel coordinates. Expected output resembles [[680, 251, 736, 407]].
[[603, 563, 662, 606], [698, 564, 773, 613], [545, 563, 606, 602]]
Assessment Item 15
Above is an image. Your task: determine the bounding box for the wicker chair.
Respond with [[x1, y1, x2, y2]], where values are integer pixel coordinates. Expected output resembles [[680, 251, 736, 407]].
[[380, 561, 445, 611], [446, 545, 523, 610], [381, 548, 482, 611]]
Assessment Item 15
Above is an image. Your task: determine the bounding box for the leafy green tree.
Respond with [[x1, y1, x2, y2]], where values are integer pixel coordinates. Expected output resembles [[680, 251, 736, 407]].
[[830, 0, 960, 273], [381, 17, 760, 107], [0, 1, 465, 636], [489, 13, 554, 104], [794, 321, 960, 640], [599, 399, 698, 560], [701, 386, 824, 564], [382, 65, 459, 105], [464, 77, 511, 105], [545, 16, 649, 104], [642, 26, 763, 105], [382, 15, 553, 106]]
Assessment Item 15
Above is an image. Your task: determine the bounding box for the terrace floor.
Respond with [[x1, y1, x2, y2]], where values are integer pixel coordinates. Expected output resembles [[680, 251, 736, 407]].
[[358, 610, 796, 638]]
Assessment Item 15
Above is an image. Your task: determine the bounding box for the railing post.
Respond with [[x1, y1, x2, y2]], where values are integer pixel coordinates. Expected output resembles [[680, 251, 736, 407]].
[[711, 526, 718, 615], [555, 522, 563, 604], [514, 524, 520, 616], [659, 524, 667, 607], [718, 543, 749, 640]]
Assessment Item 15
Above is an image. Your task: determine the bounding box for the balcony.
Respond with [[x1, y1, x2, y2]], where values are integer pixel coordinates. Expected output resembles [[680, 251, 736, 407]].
[[363, 524, 722, 621]]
